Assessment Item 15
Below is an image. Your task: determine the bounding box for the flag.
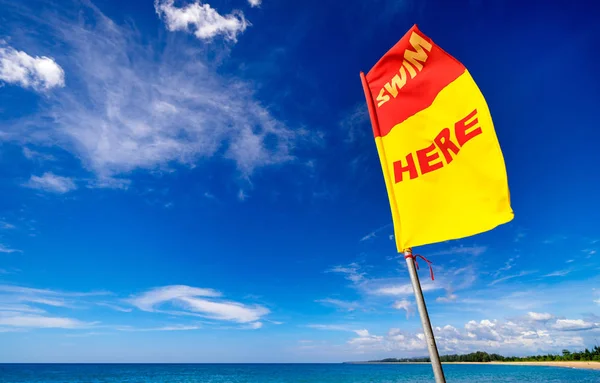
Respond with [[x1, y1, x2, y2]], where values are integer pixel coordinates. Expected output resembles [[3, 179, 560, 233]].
[[360, 24, 513, 252]]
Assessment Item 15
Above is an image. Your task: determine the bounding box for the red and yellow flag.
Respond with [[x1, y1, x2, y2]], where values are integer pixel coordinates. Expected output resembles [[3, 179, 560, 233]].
[[360, 24, 514, 252]]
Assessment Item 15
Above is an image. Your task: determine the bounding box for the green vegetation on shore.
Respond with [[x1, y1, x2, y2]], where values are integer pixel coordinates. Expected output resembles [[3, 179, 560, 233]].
[[368, 347, 600, 363]]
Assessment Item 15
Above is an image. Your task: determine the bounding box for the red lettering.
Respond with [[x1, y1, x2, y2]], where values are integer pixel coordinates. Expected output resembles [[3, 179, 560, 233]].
[[416, 143, 443, 175], [393, 153, 418, 183], [392, 109, 483, 183], [434, 128, 460, 164], [455, 109, 482, 146]]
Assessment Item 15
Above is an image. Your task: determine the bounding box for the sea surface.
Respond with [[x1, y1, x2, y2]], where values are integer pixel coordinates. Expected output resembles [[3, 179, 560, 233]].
[[0, 363, 599, 383]]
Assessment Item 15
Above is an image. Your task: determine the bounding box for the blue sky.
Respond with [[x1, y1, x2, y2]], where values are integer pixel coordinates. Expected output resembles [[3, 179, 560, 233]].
[[0, 0, 599, 363]]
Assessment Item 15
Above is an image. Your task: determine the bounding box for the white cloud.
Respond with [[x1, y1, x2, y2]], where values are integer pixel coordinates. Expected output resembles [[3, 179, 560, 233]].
[[551, 319, 599, 331], [492, 256, 518, 278], [340, 103, 370, 144], [371, 282, 440, 296], [243, 321, 262, 329], [360, 232, 376, 242], [0, 244, 21, 254], [0, 221, 15, 230], [315, 298, 358, 312], [343, 315, 591, 356], [0, 313, 89, 329], [436, 293, 458, 303], [429, 245, 487, 257], [4, 2, 305, 185], [327, 263, 365, 284], [21, 297, 69, 307], [0, 304, 46, 314], [95, 302, 133, 313], [0, 41, 65, 91], [0, 285, 112, 322], [117, 324, 200, 332], [129, 285, 268, 325], [0, 285, 109, 297], [128, 285, 221, 311], [307, 324, 353, 332], [489, 271, 535, 286], [248, 0, 262, 7], [155, 0, 249, 42], [543, 269, 571, 277], [392, 299, 414, 318], [348, 329, 384, 346], [527, 312, 554, 321], [24, 172, 77, 194], [359, 223, 392, 242], [178, 296, 268, 323], [22, 147, 56, 162]]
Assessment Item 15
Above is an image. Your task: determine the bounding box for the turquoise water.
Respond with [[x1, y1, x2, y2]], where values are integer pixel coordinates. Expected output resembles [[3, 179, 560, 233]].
[[0, 364, 599, 382]]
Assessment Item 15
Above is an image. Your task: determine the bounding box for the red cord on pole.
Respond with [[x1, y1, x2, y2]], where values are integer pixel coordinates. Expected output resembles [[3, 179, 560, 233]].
[[404, 253, 435, 281]]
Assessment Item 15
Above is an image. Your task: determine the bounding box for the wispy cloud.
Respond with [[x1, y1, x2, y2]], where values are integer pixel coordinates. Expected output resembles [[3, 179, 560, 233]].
[[371, 282, 440, 296], [238, 189, 248, 201], [0, 40, 64, 92], [128, 285, 221, 311], [95, 302, 133, 313], [392, 299, 414, 319], [514, 229, 527, 242], [489, 270, 536, 286], [429, 245, 487, 257], [0, 285, 109, 297], [247, 0, 262, 7], [117, 324, 200, 332], [543, 269, 571, 277], [326, 263, 365, 284], [0, 303, 46, 314], [551, 319, 599, 331], [155, 0, 249, 42], [0, 221, 15, 230], [0, 313, 91, 329], [436, 293, 458, 303], [3, 1, 309, 184], [306, 324, 354, 332], [340, 103, 370, 144], [492, 256, 518, 278], [0, 285, 110, 314], [0, 244, 21, 254], [315, 298, 359, 312], [359, 223, 392, 242], [128, 285, 268, 326], [22, 147, 56, 162], [24, 172, 77, 194]]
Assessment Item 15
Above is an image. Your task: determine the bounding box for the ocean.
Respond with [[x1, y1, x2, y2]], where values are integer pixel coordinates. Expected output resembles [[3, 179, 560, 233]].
[[0, 363, 598, 383]]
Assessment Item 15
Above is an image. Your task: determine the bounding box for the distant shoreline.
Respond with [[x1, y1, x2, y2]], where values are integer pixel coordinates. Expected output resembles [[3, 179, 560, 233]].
[[349, 361, 600, 370]]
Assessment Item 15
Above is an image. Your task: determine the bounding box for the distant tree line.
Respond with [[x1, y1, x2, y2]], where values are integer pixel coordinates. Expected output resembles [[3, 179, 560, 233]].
[[370, 346, 600, 363]]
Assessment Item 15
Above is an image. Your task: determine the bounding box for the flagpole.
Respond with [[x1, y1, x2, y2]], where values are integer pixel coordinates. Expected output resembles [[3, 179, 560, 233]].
[[404, 248, 446, 383]]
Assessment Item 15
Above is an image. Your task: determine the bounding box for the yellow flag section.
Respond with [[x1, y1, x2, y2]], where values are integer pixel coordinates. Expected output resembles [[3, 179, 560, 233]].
[[360, 24, 513, 252]]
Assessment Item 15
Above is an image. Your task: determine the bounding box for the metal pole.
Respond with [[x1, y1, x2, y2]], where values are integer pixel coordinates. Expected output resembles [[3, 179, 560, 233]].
[[404, 248, 446, 383]]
